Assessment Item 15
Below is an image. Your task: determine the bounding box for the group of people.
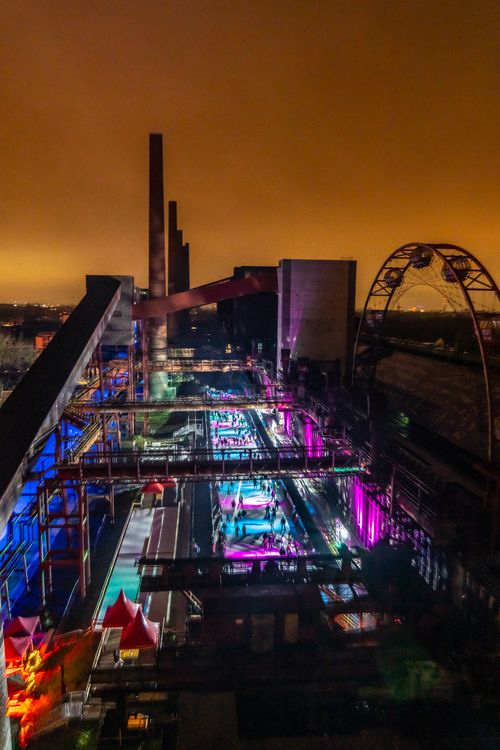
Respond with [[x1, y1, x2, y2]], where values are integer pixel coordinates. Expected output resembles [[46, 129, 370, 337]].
[[207, 409, 304, 560], [260, 529, 298, 557], [263, 503, 287, 533], [214, 475, 301, 557], [211, 410, 257, 449]]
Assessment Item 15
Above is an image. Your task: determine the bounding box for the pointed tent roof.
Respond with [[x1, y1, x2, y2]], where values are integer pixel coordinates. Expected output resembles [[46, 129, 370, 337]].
[[102, 589, 140, 628], [119, 608, 159, 650], [4, 615, 40, 638], [141, 482, 165, 494], [4, 635, 32, 661]]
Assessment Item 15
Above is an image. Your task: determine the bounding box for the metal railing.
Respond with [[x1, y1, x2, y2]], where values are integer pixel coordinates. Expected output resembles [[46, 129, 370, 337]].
[[68, 392, 295, 414], [138, 552, 365, 592], [148, 358, 253, 372], [57, 444, 363, 482]]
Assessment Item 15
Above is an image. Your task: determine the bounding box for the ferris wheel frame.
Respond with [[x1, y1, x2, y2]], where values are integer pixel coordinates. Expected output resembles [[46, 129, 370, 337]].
[[353, 243, 500, 463]]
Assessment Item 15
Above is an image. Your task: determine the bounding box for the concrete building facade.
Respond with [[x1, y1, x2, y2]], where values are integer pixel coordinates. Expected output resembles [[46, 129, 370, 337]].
[[277, 259, 356, 379]]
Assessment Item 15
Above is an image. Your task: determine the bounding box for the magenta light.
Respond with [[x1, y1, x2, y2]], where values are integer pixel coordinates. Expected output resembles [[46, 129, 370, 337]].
[[313, 427, 323, 458], [224, 546, 281, 560], [351, 478, 386, 548], [304, 417, 314, 457], [221, 495, 272, 510], [353, 478, 364, 539], [283, 409, 292, 436]]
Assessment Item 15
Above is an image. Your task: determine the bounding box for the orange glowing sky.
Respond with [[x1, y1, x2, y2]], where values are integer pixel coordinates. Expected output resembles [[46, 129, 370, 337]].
[[1, 0, 499, 306]]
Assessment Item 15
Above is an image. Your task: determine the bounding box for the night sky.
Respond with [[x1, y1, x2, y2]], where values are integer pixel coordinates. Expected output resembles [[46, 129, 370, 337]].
[[1, 0, 499, 306]]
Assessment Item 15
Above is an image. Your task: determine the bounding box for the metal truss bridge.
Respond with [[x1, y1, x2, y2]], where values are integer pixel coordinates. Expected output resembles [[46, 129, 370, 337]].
[[146, 358, 263, 373], [70, 394, 294, 414], [137, 553, 376, 617], [58, 444, 363, 482]]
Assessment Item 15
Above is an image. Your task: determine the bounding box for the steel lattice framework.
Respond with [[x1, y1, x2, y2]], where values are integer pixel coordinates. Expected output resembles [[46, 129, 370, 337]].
[[353, 243, 500, 462]]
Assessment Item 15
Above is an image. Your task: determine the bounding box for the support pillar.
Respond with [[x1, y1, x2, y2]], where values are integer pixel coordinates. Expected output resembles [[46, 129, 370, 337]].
[[0, 616, 13, 750], [127, 344, 136, 438], [114, 412, 122, 450], [389, 470, 395, 519], [55, 425, 73, 550], [109, 483, 115, 524], [78, 484, 90, 599], [37, 479, 90, 606], [37, 482, 52, 605], [1, 582, 10, 620], [148, 133, 168, 369], [22, 553, 29, 591], [96, 346, 110, 456], [141, 321, 150, 436], [283, 409, 292, 436], [303, 415, 314, 458]]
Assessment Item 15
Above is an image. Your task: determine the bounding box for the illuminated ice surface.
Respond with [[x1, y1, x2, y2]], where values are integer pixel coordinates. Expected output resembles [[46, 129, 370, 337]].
[[95, 508, 153, 623], [218, 479, 303, 559], [210, 409, 303, 559]]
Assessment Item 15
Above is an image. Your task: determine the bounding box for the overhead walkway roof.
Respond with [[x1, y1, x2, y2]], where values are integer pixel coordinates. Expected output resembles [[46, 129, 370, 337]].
[[0, 276, 121, 533]]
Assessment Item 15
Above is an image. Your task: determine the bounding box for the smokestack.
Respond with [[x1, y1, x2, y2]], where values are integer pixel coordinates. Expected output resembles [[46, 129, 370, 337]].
[[148, 133, 167, 360], [168, 200, 179, 340], [168, 200, 178, 297], [168, 200, 191, 339]]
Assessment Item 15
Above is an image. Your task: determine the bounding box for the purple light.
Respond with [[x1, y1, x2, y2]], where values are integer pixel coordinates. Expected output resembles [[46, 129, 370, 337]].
[[224, 546, 281, 560], [217, 478, 303, 559], [353, 479, 364, 535], [314, 426, 323, 458], [283, 410, 291, 436], [304, 417, 314, 457], [210, 414, 303, 560], [351, 478, 385, 548], [219, 490, 270, 510]]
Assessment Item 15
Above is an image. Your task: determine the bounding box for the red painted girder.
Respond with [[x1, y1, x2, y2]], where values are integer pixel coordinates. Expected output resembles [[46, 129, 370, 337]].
[[132, 269, 278, 320]]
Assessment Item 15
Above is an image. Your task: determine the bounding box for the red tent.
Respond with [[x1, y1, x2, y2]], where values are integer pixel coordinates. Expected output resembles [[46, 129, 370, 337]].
[[119, 609, 159, 650], [141, 482, 165, 494], [4, 635, 32, 662], [102, 589, 140, 628], [4, 616, 40, 638]]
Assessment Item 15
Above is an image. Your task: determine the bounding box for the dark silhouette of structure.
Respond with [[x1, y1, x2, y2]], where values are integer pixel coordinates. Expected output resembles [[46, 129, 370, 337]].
[[148, 133, 167, 362], [167, 201, 190, 339]]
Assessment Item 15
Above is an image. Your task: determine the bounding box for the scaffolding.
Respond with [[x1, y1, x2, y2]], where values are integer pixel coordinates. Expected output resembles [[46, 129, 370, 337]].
[[37, 478, 91, 605]]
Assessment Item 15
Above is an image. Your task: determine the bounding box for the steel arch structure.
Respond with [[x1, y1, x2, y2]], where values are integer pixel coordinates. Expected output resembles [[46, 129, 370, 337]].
[[353, 243, 500, 462]]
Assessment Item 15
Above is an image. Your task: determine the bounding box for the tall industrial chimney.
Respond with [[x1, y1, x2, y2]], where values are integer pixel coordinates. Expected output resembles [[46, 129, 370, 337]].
[[168, 200, 191, 339], [148, 133, 167, 361]]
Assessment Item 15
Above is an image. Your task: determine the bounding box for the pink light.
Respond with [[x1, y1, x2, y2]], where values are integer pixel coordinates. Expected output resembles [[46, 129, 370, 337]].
[[224, 546, 281, 560], [283, 410, 291, 435], [314, 427, 323, 458], [304, 417, 314, 457], [351, 479, 386, 548]]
